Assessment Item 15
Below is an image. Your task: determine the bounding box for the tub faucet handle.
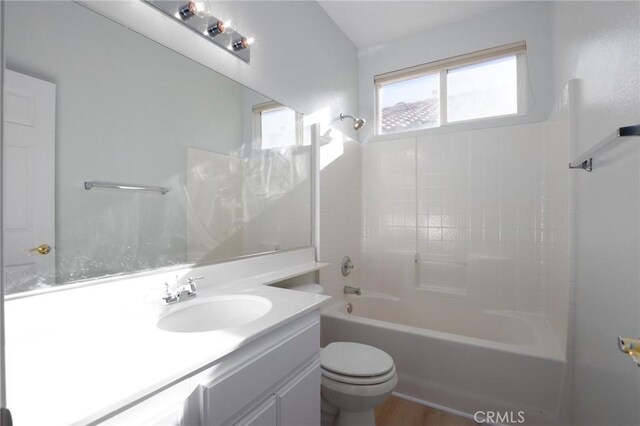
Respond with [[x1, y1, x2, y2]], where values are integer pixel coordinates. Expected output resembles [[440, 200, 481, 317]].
[[341, 256, 354, 277]]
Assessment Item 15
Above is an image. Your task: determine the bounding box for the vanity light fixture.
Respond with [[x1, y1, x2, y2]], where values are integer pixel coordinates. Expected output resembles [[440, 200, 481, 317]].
[[146, 0, 253, 63]]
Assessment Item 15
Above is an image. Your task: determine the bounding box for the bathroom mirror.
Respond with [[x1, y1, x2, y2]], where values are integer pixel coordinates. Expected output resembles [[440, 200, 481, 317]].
[[2, 1, 311, 295]]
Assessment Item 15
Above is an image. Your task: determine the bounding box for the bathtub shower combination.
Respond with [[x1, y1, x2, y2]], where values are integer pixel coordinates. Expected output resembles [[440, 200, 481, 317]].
[[322, 294, 566, 424]]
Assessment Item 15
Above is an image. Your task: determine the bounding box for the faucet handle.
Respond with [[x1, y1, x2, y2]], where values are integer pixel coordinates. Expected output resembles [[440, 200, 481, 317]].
[[163, 282, 172, 295], [185, 276, 203, 295], [162, 282, 178, 304]]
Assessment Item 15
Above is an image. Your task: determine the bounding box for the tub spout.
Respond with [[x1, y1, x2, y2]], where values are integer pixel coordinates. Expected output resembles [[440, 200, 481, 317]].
[[344, 285, 361, 295]]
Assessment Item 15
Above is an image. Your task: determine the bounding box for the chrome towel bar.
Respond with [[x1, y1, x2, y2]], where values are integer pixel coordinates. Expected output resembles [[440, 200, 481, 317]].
[[84, 181, 169, 195], [569, 124, 640, 172]]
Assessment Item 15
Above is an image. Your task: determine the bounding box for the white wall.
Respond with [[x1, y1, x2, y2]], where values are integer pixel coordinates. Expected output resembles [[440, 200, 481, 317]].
[[551, 2, 640, 425], [357, 1, 554, 142]]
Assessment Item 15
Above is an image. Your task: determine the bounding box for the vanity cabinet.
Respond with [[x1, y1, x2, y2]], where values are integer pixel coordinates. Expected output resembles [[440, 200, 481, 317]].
[[276, 361, 321, 426], [102, 312, 320, 426], [236, 361, 320, 426], [236, 396, 277, 426]]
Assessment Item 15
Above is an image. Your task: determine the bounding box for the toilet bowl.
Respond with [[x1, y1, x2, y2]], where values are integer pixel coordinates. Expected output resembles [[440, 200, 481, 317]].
[[320, 342, 398, 426]]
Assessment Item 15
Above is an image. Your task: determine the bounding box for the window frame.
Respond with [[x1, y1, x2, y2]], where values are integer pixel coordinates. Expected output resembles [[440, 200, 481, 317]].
[[374, 41, 527, 135]]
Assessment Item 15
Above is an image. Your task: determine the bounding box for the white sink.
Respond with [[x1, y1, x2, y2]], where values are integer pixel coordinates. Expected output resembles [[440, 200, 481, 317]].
[[157, 295, 272, 333]]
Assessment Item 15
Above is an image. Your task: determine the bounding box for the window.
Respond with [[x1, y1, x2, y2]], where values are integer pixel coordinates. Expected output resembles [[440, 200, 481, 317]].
[[253, 101, 303, 149], [447, 55, 518, 122], [375, 41, 526, 135]]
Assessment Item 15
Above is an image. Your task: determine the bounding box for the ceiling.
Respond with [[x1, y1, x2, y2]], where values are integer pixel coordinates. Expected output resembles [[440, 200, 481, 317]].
[[317, 1, 515, 49]]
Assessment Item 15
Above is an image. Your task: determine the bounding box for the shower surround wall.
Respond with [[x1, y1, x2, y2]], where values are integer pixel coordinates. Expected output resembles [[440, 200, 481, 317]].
[[360, 120, 570, 351], [319, 137, 363, 299]]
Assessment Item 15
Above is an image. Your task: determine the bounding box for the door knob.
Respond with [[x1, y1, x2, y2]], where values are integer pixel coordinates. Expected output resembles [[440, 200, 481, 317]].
[[618, 336, 640, 366], [28, 244, 51, 255]]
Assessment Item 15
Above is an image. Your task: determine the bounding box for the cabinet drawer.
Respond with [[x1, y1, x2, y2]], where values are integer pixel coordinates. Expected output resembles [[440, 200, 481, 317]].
[[202, 320, 320, 425], [100, 380, 193, 426]]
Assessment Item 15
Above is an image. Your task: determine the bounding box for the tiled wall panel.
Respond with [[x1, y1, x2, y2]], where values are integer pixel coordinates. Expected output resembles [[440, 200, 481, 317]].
[[360, 119, 570, 348]]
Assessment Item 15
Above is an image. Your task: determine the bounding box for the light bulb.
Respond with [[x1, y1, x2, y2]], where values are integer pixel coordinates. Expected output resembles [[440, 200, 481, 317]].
[[206, 20, 226, 37], [177, 1, 204, 20], [232, 36, 254, 51], [177, 2, 196, 20]]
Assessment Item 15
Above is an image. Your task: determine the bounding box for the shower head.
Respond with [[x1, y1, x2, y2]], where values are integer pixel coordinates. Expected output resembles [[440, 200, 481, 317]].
[[340, 113, 366, 130]]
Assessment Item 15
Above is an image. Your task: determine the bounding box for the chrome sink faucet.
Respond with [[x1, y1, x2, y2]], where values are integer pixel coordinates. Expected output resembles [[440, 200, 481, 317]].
[[344, 285, 361, 295], [161, 276, 203, 304]]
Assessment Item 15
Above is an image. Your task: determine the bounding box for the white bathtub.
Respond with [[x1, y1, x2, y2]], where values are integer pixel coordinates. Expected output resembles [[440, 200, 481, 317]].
[[321, 295, 567, 424]]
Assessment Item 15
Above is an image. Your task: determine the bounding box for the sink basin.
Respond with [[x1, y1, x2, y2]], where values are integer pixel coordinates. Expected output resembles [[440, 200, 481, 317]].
[[157, 295, 272, 333]]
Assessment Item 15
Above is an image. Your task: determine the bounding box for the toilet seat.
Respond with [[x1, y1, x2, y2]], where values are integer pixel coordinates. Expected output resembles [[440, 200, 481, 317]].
[[321, 364, 397, 385], [321, 342, 395, 385], [322, 342, 394, 376]]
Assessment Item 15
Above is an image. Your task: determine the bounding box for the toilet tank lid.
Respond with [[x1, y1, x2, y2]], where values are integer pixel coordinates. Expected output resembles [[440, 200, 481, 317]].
[[321, 342, 394, 377]]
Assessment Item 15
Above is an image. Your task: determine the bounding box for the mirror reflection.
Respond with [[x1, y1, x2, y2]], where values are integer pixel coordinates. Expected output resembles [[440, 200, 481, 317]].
[[3, 1, 311, 295]]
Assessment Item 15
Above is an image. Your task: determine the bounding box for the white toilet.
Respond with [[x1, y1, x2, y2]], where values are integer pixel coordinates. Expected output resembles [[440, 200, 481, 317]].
[[285, 282, 397, 426], [320, 342, 398, 426]]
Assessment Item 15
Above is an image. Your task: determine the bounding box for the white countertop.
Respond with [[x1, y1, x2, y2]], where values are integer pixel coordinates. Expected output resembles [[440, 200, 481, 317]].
[[4, 249, 330, 426]]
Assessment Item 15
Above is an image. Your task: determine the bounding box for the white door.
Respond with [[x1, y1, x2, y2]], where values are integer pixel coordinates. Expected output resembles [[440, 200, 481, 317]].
[[3, 70, 56, 295]]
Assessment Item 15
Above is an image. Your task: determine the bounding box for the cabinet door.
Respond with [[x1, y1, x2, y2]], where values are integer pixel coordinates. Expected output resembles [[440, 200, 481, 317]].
[[277, 360, 321, 426], [236, 396, 277, 426], [202, 320, 319, 425]]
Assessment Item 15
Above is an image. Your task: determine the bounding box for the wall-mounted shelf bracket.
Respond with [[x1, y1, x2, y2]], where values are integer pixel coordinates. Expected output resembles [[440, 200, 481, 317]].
[[568, 158, 592, 172]]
